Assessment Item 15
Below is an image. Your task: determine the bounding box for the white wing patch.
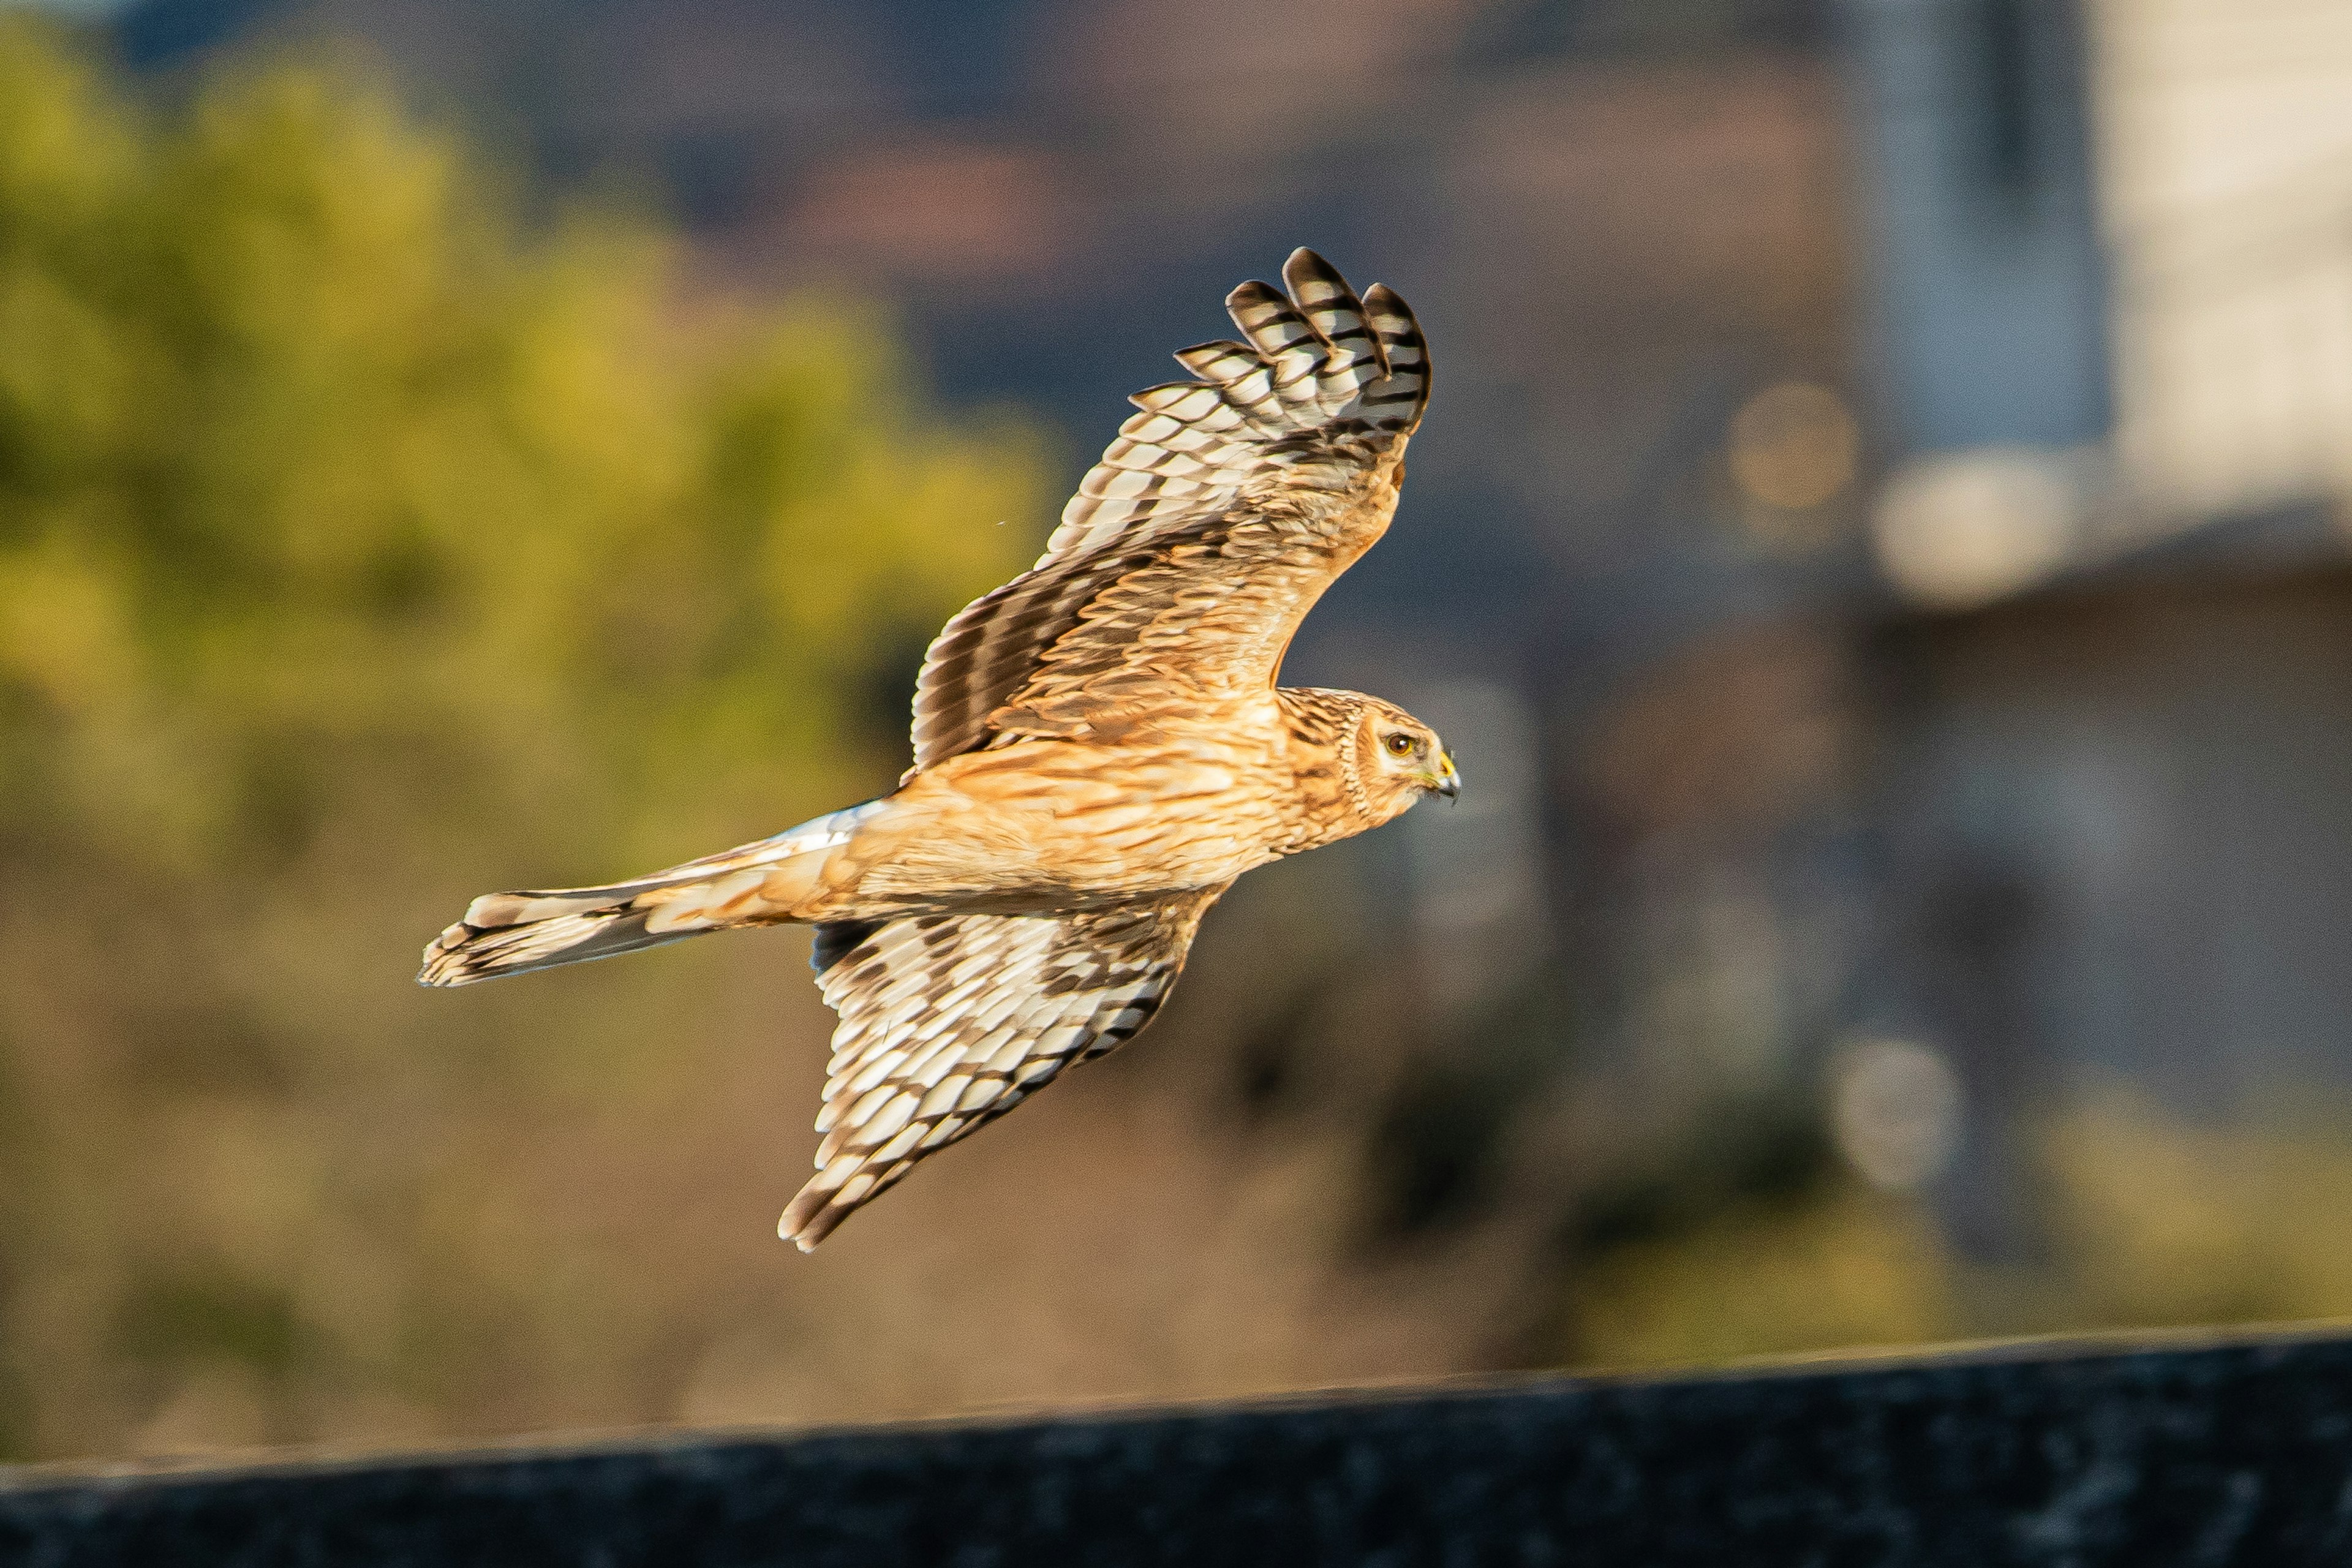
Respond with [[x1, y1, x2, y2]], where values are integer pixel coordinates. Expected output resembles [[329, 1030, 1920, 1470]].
[[779, 889, 1222, 1250]]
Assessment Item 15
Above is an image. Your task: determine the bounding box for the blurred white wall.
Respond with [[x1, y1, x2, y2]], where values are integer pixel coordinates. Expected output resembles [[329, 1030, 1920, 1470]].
[[2092, 0, 2352, 524]]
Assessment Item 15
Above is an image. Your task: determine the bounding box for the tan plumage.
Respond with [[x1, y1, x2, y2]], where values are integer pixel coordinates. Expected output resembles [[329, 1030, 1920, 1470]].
[[420, 249, 1458, 1249]]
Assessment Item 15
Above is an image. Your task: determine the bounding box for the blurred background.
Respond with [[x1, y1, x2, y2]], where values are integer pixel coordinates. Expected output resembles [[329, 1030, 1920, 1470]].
[[4, 0, 2352, 1464]]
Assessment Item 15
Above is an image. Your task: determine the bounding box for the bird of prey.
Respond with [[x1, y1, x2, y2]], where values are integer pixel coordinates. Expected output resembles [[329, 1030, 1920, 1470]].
[[420, 249, 1457, 1249]]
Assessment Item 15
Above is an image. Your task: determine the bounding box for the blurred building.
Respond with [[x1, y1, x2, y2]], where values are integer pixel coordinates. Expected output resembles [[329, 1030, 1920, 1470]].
[[1483, 0, 2352, 1262], [1834, 0, 2352, 1255]]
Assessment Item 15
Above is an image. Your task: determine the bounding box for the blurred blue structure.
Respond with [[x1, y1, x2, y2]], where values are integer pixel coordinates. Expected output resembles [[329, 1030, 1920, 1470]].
[[1845, 0, 2110, 458]]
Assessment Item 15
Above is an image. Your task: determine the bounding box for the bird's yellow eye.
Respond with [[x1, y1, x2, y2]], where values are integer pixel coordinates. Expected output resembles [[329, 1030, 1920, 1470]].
[[1384, 733, 1415, 758]]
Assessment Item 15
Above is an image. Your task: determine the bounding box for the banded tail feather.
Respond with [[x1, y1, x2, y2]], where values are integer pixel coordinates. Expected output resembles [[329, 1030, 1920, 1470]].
[[416, 801, 884, 986]]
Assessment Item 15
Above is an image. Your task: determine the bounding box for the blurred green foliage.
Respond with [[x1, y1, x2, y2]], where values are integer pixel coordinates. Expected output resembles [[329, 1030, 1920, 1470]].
[[0, 16, 1042, 1459], [0, 17, 1039, 880], [1564, 1087, 2352, 1373]]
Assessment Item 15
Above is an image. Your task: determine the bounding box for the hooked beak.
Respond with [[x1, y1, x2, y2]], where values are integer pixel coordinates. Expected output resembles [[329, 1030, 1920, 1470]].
[[1432, 750, 1461, 803]]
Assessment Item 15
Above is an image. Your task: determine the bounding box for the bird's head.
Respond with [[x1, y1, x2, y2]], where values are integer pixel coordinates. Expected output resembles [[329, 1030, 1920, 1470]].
[[1352, 697, 1461, 821]]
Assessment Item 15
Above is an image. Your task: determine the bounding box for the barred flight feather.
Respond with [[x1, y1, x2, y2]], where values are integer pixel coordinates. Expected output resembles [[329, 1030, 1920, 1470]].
[[778, 886, 1224, 1250]]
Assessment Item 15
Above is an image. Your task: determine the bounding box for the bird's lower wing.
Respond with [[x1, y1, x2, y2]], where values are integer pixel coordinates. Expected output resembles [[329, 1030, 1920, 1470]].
[[781, 886, 1226, 1250]]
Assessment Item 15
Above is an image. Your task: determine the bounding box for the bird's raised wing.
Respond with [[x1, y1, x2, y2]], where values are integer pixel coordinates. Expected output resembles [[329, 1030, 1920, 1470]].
[[779, 887, 1224, 1249], [907, 248, 1428, 771]]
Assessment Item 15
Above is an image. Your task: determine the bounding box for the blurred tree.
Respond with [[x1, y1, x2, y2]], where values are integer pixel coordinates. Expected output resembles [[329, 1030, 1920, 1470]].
[[0, 17, 1042, 878], [1552, 1087, 2352, 1375], [0, 16, 1043, 1458]]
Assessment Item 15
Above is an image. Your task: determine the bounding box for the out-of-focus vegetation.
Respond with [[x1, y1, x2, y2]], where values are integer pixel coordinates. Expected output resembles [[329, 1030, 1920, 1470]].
[[1564, 1088, 2352, 1371], [0, 16, 1050, 1458]]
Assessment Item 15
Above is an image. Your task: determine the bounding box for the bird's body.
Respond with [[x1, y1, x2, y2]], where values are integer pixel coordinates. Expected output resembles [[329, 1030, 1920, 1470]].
[[804, 688, 1399, 916], [842, 730, 1285, 912], [421, 249, 1455, 1248]]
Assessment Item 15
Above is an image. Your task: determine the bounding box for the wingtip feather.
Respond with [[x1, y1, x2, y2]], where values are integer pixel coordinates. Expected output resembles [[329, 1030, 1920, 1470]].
[[1280, 246, 1346, 299], [778, 1186, 848, 1251]]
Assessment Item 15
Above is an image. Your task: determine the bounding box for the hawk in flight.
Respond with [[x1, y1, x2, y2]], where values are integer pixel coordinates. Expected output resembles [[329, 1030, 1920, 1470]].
[[421, 249, 1456, 1248]]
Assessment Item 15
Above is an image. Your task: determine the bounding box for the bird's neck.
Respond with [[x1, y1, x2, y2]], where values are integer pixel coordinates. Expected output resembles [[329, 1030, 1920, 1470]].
[[1272, 687, 1368, 853]]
